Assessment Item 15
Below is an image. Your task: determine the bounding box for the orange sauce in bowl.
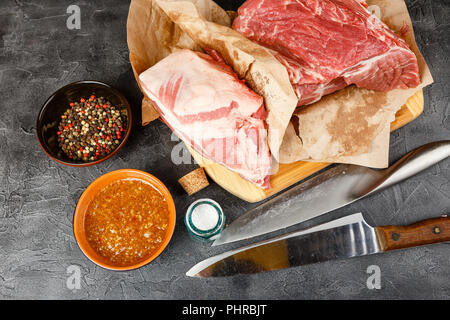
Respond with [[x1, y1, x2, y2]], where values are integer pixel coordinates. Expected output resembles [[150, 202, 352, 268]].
[[84, 179, 170, 267]]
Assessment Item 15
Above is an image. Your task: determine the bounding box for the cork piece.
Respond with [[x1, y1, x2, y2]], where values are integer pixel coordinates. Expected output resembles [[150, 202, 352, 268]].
[[178, 168, 210, 195]]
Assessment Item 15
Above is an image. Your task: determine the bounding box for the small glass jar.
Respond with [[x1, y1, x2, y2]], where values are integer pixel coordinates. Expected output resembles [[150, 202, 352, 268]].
[[184, 199, 225, 243]]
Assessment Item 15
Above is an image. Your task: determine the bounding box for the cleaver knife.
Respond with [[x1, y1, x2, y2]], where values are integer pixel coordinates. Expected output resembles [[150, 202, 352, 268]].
[[213, 140, 450, 246], [187, 213, 450, 277]]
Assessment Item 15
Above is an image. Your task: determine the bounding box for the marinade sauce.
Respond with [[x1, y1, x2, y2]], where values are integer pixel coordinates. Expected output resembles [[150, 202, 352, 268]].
[[85, 179, 170, 267]]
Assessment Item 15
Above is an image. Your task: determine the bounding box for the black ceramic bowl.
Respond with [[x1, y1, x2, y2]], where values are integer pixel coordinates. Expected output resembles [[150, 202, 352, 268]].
[[36, 81, 132, 166]]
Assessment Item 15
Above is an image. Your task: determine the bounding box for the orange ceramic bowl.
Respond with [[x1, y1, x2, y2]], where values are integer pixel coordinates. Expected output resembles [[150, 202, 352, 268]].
[[73, 169, 176, 271]]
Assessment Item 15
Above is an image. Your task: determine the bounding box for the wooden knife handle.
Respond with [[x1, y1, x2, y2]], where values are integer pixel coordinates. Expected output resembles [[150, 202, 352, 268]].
[[375, 216, 450, 251]]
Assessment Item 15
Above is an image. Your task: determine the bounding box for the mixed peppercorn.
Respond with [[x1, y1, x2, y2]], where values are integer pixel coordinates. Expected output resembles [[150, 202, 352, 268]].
[[57, 95, 127, 162]]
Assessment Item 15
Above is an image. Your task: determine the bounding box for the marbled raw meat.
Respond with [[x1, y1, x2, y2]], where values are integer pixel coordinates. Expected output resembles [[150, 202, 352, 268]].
[[233, 0, 421, 106]]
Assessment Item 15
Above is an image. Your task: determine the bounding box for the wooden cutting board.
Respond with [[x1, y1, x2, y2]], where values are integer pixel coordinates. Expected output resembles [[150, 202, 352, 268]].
[[190, 90, 424, 203]]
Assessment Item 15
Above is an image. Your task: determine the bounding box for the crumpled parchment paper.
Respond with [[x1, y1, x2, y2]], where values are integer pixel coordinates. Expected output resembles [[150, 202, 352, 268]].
[[127, 0, 433, 169]]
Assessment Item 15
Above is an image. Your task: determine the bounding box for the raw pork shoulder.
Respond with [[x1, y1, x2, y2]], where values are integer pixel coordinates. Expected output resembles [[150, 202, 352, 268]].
[[139, 49, 272, 188], [233, 0, 421, 106]]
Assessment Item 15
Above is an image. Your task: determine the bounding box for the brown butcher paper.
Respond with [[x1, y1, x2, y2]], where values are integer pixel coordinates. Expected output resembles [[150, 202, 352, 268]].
[[127, 0, 432, 171]]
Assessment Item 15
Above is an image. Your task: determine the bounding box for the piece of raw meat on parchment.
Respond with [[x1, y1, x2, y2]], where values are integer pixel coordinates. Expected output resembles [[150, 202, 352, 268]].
[[139, 49, 272, 188], [233, 0, 421, 106]]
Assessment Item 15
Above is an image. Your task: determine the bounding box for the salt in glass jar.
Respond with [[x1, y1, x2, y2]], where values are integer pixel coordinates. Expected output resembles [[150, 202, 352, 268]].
[[184, 198, 225, 242]]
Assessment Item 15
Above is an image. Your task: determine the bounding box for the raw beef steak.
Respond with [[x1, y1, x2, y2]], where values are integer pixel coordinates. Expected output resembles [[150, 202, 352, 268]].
[[233, 0, 421, 106], [139, 49, 272, 188]]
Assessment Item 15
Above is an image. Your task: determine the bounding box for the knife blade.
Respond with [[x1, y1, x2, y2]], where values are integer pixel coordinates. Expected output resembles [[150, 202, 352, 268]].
[[187, 213, 450, 277], [212, 140, 450, 246]]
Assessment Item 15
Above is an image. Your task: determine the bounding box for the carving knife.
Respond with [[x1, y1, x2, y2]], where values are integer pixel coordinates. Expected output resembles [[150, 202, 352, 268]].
[[212, 140, 450, 246], [188, 213, 450, 277]]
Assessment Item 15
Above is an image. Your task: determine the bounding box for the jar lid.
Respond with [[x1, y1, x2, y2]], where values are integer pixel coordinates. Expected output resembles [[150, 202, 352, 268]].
[[185, 199, 225, 240]]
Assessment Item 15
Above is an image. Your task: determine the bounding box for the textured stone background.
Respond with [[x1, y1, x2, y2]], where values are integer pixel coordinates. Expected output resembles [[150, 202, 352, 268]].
[[0, 0, 448, 299]]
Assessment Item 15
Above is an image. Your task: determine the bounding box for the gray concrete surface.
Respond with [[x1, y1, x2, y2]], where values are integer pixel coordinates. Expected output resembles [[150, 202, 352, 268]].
[[0, 0, 449, 299]]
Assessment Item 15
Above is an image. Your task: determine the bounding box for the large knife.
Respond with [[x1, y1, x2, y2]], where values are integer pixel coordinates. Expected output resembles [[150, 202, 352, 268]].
[[213, 140, 450, 246], [188, 213, 450, 277]]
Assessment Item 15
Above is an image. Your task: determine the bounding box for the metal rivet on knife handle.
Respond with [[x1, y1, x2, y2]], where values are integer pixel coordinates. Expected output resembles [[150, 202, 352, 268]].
[[375, 216, 450, 252], [188, 214, 450, 277]]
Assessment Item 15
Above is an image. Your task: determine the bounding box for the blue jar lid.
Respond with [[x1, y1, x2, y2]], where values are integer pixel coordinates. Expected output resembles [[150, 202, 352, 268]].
[[185, 199, 225, 241]]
